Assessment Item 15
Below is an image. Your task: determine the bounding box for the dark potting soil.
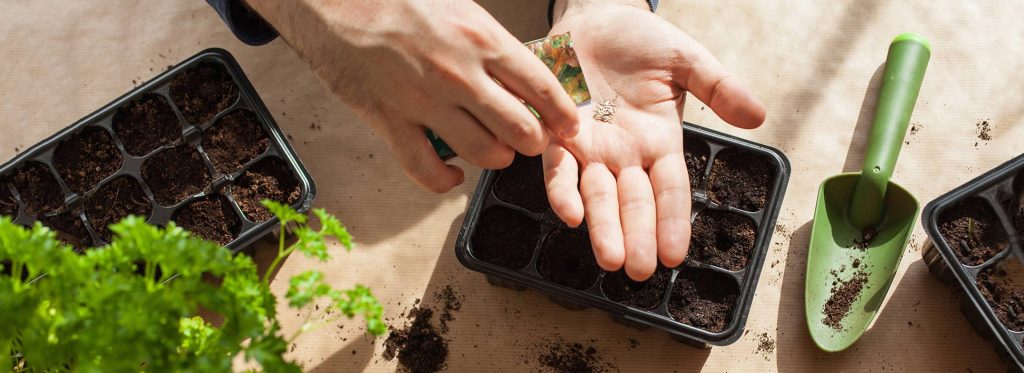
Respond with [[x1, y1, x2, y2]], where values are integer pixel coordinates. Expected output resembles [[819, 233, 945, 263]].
[[707, 149, 774, 212], [689, 210, 757, 271], [84, 176, 152, 243], [202, 110, 269, 174], [142, 145, 211, 206], [822, 269, 869, 331], [938, 198, 1007, 266], [977, 261, 1024, 331], [231, 157, 300, 222], [668, 268, 738, 332], [42, 209, 93, 250], [0, 184, 15, 217], [52, 126, 123, 194], [433, 285, 463, 334], [852, 226, 878, 250], [470, 206, 541, 270], [112, 94, 181, 157], [537, 228, 600, 290], [12, 162, 63, 215], [493, 154, 549, 213], [169, 62, 239, 125], [601, 266, 671, 310], [383, 307, 448, 373], [1014, 173, 1023, 233], [536, 339, 615, 373], [173, 194, 240, 245], [977, 119, 993, 141], [684, 133, 709, 189]]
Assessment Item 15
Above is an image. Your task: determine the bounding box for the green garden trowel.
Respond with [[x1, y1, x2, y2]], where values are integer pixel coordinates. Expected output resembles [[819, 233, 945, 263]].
[[805, 33, 930, 352]]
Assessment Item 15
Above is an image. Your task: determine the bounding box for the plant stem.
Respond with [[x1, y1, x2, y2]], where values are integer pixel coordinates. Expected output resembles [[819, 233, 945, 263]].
[[262, 225, 290, 285]]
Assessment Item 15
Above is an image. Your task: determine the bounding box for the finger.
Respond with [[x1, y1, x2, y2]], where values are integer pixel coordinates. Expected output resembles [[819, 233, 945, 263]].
[[430, 107, 515, 169], [580, 163, 624, 271], [617, 167, 658, 281], [650, 153, 691, 268], [486, 45, 580, 139], [465, 80, 550, 156], [672, 38, 766, 129], [384, 124, 465, 193], [543, 145, 583, 227]]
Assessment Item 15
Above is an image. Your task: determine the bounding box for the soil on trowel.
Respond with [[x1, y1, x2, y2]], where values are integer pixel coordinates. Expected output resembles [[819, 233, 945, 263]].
[[822, 269, 869, 331]]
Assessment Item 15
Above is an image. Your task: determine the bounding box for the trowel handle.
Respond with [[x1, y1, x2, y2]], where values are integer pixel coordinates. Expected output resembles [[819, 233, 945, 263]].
[[848, 33, 930, 229]]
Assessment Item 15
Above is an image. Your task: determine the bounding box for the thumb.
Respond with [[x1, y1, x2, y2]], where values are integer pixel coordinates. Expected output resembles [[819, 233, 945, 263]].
[[671, 34, 766, 129]]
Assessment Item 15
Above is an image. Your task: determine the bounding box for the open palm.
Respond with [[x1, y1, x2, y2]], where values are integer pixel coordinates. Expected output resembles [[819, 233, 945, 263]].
[[544, 5, 766, 280]]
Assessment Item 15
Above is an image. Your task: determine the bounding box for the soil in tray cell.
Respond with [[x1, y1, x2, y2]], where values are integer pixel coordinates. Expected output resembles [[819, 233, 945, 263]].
[[938, 198, 1007, 266], [668, 267, 738, 333], [707, 149, 775, 212], [493, 154, 549, 213], [12, 162, 63, 216], [173, 194, 240, 245], [689, 210, 757, 271], [170, 62, 239, 125], [684, 133, 709, 189], [112, 94, 182, 157], [42, 209, 93, 250], [85, 176, 152, 243], [231, 157, 301, 223], [202, 110, 269, 174], [142, 145, 211, 206], [601, 266, 672, 310], [1014, 172, 1023, 233], [537, 228, 601, 290], [470, 206, 541, 270], [52, 126, 123, 194], [0, 184, 15, 217], [977, 259, 1024, 331]]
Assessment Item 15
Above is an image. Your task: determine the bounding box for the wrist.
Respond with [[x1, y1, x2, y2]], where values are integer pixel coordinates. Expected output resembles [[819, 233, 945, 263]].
[[551, 0, 651, 24]]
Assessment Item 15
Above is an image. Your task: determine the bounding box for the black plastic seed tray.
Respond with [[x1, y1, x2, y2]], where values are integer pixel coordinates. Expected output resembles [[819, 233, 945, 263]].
[[0, 48, 315, 253], [922, 153, 1024, 371], [454, 123, 790, 347]]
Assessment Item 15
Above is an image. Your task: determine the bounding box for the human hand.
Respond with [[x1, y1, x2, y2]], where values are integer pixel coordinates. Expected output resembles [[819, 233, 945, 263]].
[[546, 1, 766, 280], [245, 0, 579, 192]]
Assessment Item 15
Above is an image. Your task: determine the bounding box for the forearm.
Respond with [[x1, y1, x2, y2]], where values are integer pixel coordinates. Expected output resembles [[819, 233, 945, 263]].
[[551, 0, 651, 24]]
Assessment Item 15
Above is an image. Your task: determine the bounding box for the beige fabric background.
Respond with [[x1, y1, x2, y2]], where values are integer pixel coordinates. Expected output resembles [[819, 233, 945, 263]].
[[2, 1, 1022, 371]]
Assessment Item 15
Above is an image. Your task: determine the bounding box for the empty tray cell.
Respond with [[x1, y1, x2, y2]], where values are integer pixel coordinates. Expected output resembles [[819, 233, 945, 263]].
[[12, 162, 63, 215], [142, 145, 211, 206], [707, 149, 775, 211], [85, 176, 152, 243], [976, 260, 1024, 331], [173, 194, 241, 245], [938, 198, 1007, 266], [52, 126, 123, 193], [668, 268, 739, 333], [170, 61, 239, 125], [0, 184, 15, 217], [493, 154, 549, 213], [42, 209, 93, 250], [202, 109, 269, 174], [689, 210, 757, 271], [471, 206, 541, 270], [537, 228, 600, 290], [601, 266, 672, 310], [684, 133, 709, 189], [232, 157, 301, 222], [113, 94, 181, 157]]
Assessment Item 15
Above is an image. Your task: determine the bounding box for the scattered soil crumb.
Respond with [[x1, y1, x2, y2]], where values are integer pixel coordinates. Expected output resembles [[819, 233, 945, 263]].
[[535, 338, 616, 373], [383, 307, 447, 373], [628, 339, 639, 349], [976, 119, 992, 142], [434, 285, 463, 333], [823, 270, 869, 331], [756, 332, 776, 359], [852, 227, 877, 249]]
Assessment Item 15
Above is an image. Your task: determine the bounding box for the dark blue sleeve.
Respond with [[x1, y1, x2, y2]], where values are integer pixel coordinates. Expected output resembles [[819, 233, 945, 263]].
[[547, 0, 658, 26], [206, 0, 278, 46]]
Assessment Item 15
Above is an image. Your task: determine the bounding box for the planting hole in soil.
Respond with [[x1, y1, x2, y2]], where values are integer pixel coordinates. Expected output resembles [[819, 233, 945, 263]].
[[0, 183, 15, 217], [12, 162, 63, 215], [977, 260, 1024, 331], [142, 145, 211, 206], [684, 133, 709, 189], [169, 62, 239, 125], [85, 176, 152, 243], [202, 109, 269, 174], [689, 210, 757, 271], [42, 209, 92, 250], [537, 227, 600, 290], [822, 269, 869, 331], [707, 149, 775, 211], [668, 268, 738, 332], [173, 194, 240, 245], [938, 198, 1007, 266], [231, 157, 301, 222], [470, 206, 540, 270], [601, 266, 672, 310], [112, 94, 181, 157], [52, 126, 122, 194], [493, 154, 548, 213]]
